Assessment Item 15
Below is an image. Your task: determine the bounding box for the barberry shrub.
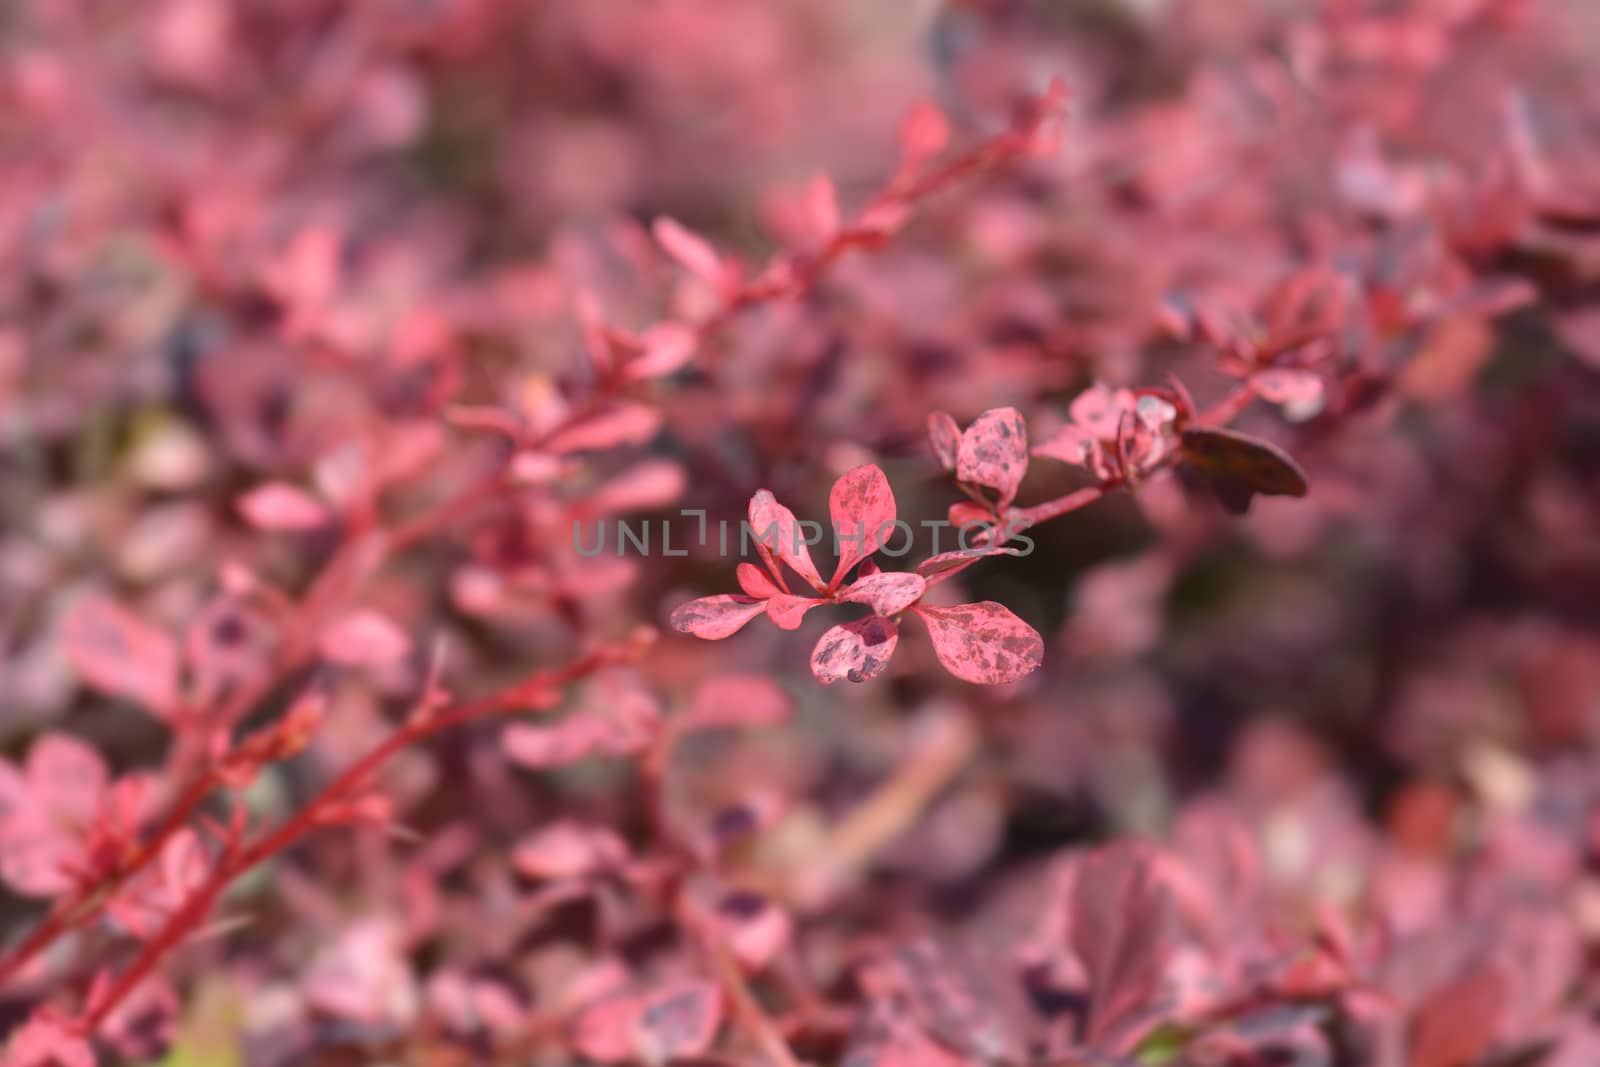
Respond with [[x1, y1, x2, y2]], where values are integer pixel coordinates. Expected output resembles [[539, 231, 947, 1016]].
[[2, 1, 1599, 1066]]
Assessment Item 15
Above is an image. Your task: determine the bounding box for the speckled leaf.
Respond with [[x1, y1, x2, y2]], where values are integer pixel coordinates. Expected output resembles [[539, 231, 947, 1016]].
[[828, 464, 896, 586], [669, 595, 768, 640], [914, 602, 1042, 684], [837, 572, 926, 617], [749, 489, 825, 591], [955, 407, 1029, 508], [810, 616, 900, 684]]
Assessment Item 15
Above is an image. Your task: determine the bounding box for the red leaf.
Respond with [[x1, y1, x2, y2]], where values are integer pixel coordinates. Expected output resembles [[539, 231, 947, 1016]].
[[765, 593, 821, 631], [1070, 383, 1135, 440], [1032, 424, 1094, 465], [913, 602, 1042, 685], [837, 572, 926, 617], [679, 674, 792, 732], [927, 411, 961, 471], [571, 980, 723, 1064], [1068, 841, 1179, 1052], [899, 100, 950, 171], [828, 464, 897, 586], [804, 174, 840, 240], [6, 1010, 96, 1067], [107, 828, 207, 939], [0, 811, 81, 898], [502, 712, 653, 770], [748, 489, 825, 592], [706, 890, 792, 970], [318, 610, 412, 668], [735, 562, 784, 599], [581, 460, 687, 515], [810, 616, 899, 684], [956, 407, 1029, 509], [237, 481, 329, 531], [513, 821, 628, 880], [669, 595, 768, 640], [916, 550, 983, 586], [26, 733, 108, 826], [652, 216, 724, 285], [621, 322, 698, 382], [544, 403, 662, 455], [635, 980, 724, 1061], [0, 761, 27, 820], [62, 595, 181, 718], [1409, 966, 1506, 1067]]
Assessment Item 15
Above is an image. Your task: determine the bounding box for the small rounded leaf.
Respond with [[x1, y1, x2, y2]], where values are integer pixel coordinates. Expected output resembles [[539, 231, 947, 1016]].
[[810, 616, 900, 684], [914, 602, 1043, 685], [928, 411, 962, 471], [318, 611, 412, 668], [956, 408, 1029, 509], [669, 595, 768, 640], [237, 482, 330, 531], [62, 595, 181, 718], [828, 464, 897, 585], [837, 572, 926, 617]]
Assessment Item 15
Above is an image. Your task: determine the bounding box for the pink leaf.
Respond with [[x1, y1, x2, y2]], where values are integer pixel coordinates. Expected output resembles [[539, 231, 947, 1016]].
[[810, 616, 900, 684], [107, 828, 207, 939], [27, 733, 108, 825], [913, 602, 1042, 684], [502, 701, 656, 770], [828, 464, 897, 586], [1032, 425, 1093, 465], [1069, 383, 1131, 440], [916, 550, 983, 586], [513, 821, 628, 880], [956, 407, 1029, 509], [621, 322, 698, 382], [735, 562, 784, 598], [927, 411, 962, 471], [571, 980, 723, 1065], [706, 890, 792, 970], [1068, 841, 1179, 1052], [1409, 967, 1507, 1067], [748, 489, 825, 592], [302, 920, 415, 1027], [0, 761, 28, 820], [0, 811, 81, 898], [837, 572, 926, 617], [318, 610, 412, 668], [652, 216, 723, 284], [582, 460, 687, 515], [544, 403, 662, 455], [576, 289, 612, 372], [804, 174, 840, 240], [6, 1010, 97, 1067], [765, 594, 821, 631], [679, 675, 792, 732], [62, 596, 181, 717], [236, 481, 329, 531], [669, 595, 768, 640], [899, 100, 950, 171]]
